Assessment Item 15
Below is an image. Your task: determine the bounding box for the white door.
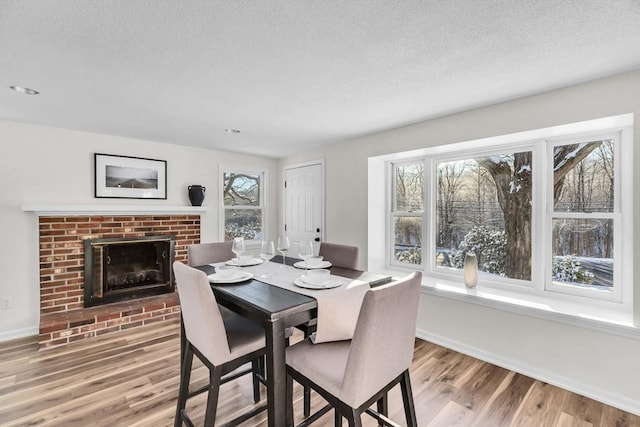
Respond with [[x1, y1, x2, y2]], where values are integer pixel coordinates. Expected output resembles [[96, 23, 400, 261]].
[[284, 163, 324, 251]]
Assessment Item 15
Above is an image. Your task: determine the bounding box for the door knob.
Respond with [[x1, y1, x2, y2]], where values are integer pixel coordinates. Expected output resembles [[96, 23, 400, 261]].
[[314, 237, 320, 242]]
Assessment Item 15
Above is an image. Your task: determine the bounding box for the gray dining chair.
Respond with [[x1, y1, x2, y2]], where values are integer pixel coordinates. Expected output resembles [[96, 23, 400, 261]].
[[173, 261, 267, 426], [187, 241, 238, 319], [295, 241, 360, 416], [318, 242, 359, 269], [286, 271, 421, 427], [187, 241, 235, 266]]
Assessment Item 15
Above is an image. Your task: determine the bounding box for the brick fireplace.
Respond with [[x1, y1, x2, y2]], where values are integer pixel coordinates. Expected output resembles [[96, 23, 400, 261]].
[[38, 214, 200, 348]]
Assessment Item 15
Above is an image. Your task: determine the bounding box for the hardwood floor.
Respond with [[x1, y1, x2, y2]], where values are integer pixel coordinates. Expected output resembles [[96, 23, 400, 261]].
[[1, 319, 637, 427]]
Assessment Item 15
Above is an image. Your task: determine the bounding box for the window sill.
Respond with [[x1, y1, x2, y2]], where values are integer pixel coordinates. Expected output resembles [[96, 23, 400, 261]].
[[378, 268, 639, 339]]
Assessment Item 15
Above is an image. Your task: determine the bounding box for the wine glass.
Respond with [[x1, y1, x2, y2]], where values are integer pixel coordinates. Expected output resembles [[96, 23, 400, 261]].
[[297, 240, 313, 272], [259, 241, 275, 278], [277, 235, 290, 268], [231, 237, 245, 263]]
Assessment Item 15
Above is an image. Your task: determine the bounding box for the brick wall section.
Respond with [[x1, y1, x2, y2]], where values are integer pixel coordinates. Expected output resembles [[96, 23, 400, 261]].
[[38, 215, 200, 348]]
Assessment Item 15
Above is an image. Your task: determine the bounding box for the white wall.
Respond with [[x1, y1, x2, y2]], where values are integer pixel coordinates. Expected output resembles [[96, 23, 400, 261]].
[[0, 121, 278, 339], [280, 70, 640, 413]]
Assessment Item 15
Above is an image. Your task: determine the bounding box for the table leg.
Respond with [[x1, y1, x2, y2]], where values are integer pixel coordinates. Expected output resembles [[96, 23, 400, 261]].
[[265, 317, 288, 427]]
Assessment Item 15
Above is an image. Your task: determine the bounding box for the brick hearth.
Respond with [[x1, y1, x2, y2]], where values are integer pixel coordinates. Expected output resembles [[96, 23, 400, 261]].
[[38, 215, 200, 348]]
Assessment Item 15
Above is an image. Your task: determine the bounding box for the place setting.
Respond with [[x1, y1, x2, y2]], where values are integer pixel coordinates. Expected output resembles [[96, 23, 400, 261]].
[[293, 268, 342, 290], [208, 237, 257, 283], [208, 265, 253, 284]]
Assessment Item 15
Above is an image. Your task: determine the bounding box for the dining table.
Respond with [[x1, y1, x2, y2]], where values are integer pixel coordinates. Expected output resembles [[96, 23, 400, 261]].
[[191, 255, 392, 427]]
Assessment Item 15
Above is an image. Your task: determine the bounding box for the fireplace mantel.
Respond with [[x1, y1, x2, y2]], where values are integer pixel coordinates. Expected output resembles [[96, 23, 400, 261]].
[[22, 204, 209, 216]]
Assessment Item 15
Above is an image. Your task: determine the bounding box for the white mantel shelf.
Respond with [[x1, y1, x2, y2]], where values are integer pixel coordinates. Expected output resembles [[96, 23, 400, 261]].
[[22, 204, 209, 216]]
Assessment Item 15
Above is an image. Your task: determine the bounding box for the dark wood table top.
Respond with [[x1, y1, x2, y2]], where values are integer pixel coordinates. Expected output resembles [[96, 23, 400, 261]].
[[193, 256, 392, 327]]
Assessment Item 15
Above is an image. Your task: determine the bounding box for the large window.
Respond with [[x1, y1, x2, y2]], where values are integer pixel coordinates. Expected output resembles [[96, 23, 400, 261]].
[[386, 117, 632, 305], [547, 136, 619, 300], [222, 170, 265, 242]]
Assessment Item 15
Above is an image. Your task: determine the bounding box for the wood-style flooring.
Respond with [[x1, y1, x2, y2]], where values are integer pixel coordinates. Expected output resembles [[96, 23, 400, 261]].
[[1, 319, 637, 426]]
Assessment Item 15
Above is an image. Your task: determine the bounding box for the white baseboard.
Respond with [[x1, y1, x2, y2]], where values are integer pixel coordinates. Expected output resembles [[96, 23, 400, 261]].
[[415, 328, 640, 416], [0, 326, 38, 343]]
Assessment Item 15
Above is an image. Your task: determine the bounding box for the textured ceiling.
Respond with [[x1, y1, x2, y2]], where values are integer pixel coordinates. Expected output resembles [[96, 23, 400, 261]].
[[1, 0, 639, 158]]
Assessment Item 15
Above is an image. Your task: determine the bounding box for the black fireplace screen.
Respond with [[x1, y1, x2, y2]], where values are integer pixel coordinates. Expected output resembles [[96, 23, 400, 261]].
[[84, 236, 175, 307]]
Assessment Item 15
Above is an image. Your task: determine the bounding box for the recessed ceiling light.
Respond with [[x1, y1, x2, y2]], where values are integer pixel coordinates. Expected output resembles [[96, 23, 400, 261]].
[[10, 85, 39, 95], [225, 129, 240, 134]]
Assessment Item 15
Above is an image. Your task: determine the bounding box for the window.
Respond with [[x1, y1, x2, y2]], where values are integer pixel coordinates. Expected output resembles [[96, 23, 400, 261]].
[[391, 161, 424, 266], [434, 151, 532, 282], [547, 136, 620, 300], [222, 170, 265, 242], [383, 115, 632, 306]]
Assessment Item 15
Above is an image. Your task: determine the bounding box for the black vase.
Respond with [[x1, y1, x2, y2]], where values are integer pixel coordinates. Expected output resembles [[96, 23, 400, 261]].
[[188, 185, 206, 206]]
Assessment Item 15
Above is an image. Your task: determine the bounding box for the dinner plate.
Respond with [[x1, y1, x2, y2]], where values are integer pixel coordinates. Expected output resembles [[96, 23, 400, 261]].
[[225, 258, 264, 267], [293, 260, 333, 269], [208, 271, 254, 284], [293, 277, 342, 290]]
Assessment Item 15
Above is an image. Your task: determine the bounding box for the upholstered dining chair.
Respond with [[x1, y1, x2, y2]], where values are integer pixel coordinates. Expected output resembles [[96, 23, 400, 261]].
[[296, 241, 360, 417], [173, 261, 267, 426], [187, 241, 235, 267], [286, 271, 422, 427], [318, 242, 359, 269]]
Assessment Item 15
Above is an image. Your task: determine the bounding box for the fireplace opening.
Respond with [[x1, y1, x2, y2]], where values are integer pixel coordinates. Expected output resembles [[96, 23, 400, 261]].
[[84, 236, 175, 307]]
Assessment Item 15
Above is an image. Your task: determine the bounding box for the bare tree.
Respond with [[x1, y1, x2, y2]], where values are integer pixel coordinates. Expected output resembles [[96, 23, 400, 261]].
[[436, 161, 468, 248]]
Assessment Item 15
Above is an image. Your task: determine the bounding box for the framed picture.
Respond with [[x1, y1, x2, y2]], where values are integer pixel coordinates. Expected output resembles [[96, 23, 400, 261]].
[[94, 153, 167, 199]]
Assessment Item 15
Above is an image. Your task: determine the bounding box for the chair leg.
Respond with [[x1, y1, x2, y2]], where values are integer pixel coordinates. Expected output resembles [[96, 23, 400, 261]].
[[376, 393, 388, 427], [251, 359, 261, 403], [302, 327, 314, 417], [400, 370, 418, 427], [304, 385, 311, 417], [346, 409, 362, 427], [174, 343, 194, 427], [286, 372, 294, 426], [204, 366, 223, 426], [334, 409, 342, 426]]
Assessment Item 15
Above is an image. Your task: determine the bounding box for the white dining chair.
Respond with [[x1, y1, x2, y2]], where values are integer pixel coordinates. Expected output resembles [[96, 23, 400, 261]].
[[173, 261, 267, 426], [286, 271, 421, 427]]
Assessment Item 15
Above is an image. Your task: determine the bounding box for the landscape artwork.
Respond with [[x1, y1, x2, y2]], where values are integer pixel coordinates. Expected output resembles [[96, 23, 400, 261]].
[[105, 165, 158, 189], [95, 153, 167, 199]]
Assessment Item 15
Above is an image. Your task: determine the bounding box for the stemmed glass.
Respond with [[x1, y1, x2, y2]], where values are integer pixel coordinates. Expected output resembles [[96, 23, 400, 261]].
[[259, 241, 275, 278], [277, 235, 290, 268], [231, 237, 245, 263], [297, 240, 313, 272]]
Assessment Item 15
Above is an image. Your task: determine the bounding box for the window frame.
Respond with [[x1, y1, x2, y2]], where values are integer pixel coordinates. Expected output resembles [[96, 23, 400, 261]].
[[219, 167, 267, 246], [389, 159, 427, 269], [384, 116, 633, 308], [425, 142, 538, 290], [544, 130, 626, 303]]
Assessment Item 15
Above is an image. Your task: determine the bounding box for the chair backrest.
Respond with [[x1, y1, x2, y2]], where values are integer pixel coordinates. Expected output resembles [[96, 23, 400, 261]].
[[187, 241, 234, 266], [341, 271, 421, 407], [318, 242, 359, 269], [173, 261, 231, 365]]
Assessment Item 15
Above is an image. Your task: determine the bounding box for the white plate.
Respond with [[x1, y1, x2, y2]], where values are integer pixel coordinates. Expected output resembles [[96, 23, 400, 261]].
[[294, 277, 342, 290], [208, 271, 254, 284], [225, 258, 264, 267], [293, 260, 332, 269]]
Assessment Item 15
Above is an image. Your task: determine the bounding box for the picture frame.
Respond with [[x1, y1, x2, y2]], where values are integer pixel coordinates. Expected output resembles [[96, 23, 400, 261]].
[[94, 153, 167, 199]]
